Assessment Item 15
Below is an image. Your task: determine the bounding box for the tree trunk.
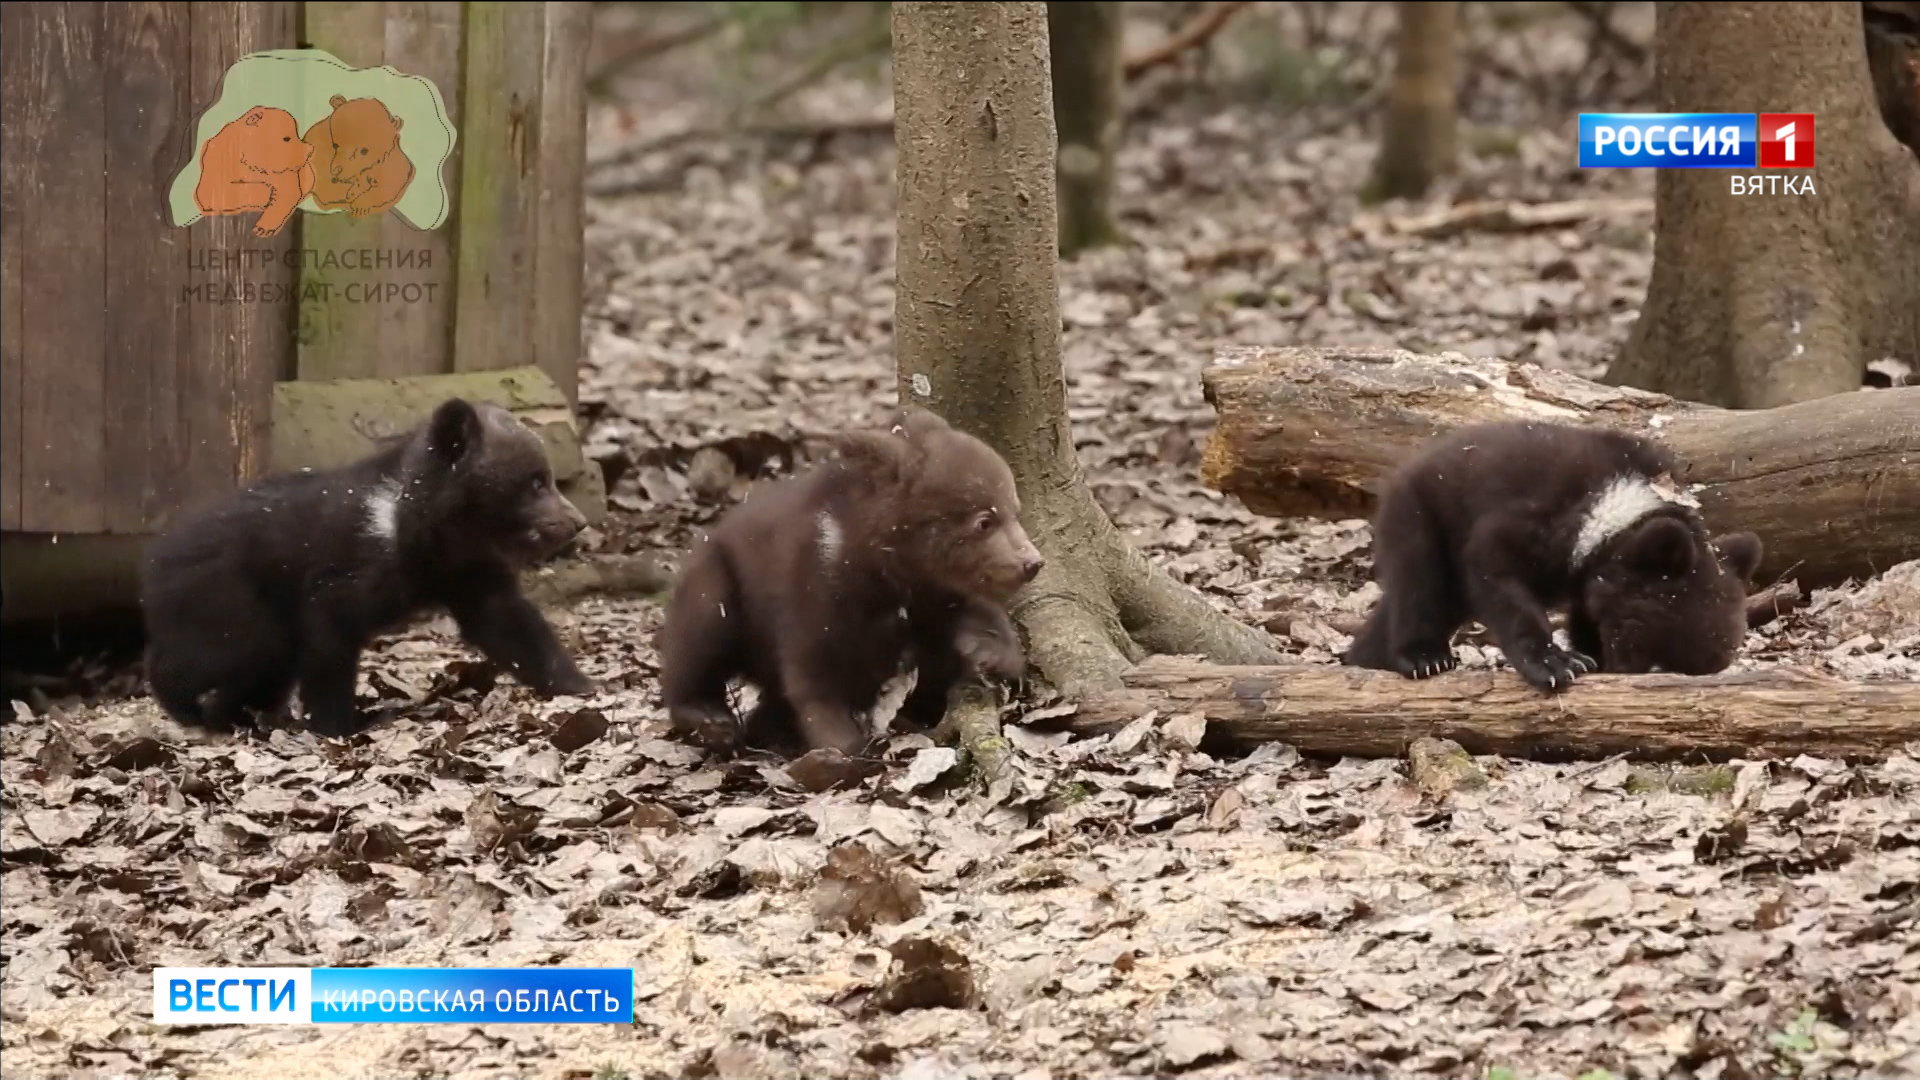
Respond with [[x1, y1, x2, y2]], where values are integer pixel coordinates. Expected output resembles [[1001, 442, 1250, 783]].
[[1199, 345, 1920, 590], [1367, 0, 1459, 202], [1608, 1, 1920, 409], [891, 1, 1281, 707], [1063, 656, 1920, 763], [1047, 1, 1124, 257]]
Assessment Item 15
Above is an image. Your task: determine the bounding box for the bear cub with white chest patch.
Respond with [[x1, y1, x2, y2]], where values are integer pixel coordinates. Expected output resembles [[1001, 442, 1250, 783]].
[[657, 407, 1044, 758], [1343, 421, 1764, 692], [141, 398, 594, 736]]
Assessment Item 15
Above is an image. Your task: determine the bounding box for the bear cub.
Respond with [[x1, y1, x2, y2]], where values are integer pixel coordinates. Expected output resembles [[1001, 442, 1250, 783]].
[[142, 398, 594, 737], [657, 407, 1044, 758], [1343, 421, 1763, 693]]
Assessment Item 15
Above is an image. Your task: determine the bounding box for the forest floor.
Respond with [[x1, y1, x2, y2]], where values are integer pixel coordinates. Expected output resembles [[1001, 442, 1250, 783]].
[[4, 5, 1917, 1079]]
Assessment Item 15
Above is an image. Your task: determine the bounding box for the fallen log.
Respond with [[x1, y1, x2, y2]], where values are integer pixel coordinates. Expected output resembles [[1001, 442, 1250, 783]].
[[1200, 346, 1920, 589], [1058, 656, 1920, 762]]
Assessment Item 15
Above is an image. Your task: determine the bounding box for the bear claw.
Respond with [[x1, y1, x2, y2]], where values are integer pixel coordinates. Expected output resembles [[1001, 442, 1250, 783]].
[[1515, 645, 1596, 694], [1395, 647, 1459, 681]]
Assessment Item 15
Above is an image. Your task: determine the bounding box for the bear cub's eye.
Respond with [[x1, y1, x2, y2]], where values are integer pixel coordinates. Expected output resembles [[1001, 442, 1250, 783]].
[[527, 474, 547, 496], [973, 510, 998, 534]]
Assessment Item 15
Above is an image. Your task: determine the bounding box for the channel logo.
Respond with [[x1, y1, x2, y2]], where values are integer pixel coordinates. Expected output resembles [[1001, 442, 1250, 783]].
[[1579, 113, 1815, 169], [1757, 112, 1815, 168], [153, 966, 635, 1024]]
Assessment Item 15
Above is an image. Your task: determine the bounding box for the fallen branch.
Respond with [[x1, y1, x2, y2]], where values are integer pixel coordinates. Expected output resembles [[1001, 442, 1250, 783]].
[[1385, 197, 1652, 239], [1057, 656, 1920, 762], [587, 15, 726, 91], [1747, 579, 1805, 629], [585, 114, 894, 184], [1124, 1, 1255, 80], [733, 14, 894, 122], [522, 554, 673, 609], [1200, 346, 1920, 589]]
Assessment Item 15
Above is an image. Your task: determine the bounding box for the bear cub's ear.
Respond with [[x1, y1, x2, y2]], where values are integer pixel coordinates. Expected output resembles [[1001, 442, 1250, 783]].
[[1620, 515, 1697, 578], [426, 398, 483, 464], [1712, 531, 1764, 585]]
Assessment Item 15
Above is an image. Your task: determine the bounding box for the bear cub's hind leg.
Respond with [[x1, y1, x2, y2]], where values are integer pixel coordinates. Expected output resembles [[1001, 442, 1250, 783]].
[[1347, 490, 1463, 679]]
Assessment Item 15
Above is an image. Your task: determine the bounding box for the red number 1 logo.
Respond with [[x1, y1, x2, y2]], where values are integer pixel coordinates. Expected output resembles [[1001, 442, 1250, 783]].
[[1758, 113, 1816, 168]]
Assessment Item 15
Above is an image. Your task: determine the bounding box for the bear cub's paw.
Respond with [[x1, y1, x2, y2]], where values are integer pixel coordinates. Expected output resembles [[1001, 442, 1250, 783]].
[[1509, 643, 1597, 693]]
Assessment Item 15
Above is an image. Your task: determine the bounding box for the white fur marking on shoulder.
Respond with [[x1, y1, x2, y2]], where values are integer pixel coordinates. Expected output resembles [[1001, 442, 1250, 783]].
[[816, 510, 845, 567], [363, 478, 403, 542], [1572, 474, 1673, 569]]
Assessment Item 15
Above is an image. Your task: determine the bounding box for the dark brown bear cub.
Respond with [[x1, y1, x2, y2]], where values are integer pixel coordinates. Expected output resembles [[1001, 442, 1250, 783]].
[[141, 398, 594, 737], [657, 407, 1044, 758], [1343, 421, 1763, 693]]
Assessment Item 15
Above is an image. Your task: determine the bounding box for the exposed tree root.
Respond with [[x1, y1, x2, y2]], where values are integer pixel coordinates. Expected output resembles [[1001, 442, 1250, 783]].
[[1013, 478, 1280, 702]]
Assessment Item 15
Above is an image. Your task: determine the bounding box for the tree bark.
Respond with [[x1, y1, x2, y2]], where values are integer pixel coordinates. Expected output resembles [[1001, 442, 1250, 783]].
[[1607, 2, 1920, 409], [1047, 1, 1125, 257], [1200, 345, 1920, 590], [1367, 1, 1459, 202], [1062, 656, 1920, 763], [891, 1, 1281, 709]]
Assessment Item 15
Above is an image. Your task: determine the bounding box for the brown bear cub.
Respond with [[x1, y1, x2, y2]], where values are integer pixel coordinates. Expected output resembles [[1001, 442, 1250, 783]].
[[141, 398, 594, 737], [657, 407, 1044, 758], [1343, 421, 1763, 693]]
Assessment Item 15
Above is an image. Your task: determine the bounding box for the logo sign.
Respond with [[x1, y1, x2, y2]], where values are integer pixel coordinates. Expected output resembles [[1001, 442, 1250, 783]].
[[1579, 113, 1758, 168], [154, 967, 635, 1025], [167, 48, 457, 238], [1757, 112, 1816, 168]]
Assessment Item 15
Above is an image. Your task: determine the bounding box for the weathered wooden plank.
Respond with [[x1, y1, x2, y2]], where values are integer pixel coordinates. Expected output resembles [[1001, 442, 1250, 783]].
[[296, 0, 390, 381], [376, 0, 464, 377], [19, 2, 110, 534], [268, 365, 605, 523], [180, 1, 297, 522], [532, 1, 592, 406], [453, 1, 544, 375], [0, 7, 29, 531], [104, 2, 192, 534]]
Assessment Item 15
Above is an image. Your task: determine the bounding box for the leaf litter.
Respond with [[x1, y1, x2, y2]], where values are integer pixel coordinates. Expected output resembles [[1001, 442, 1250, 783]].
[[6, 6, 1920, 1079]]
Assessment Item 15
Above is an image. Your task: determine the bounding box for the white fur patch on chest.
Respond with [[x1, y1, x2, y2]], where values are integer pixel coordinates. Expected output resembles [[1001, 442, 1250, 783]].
[[1571, 473, 1699, 569], [816, 510, 845, 569], [363, 478, 404, 543]]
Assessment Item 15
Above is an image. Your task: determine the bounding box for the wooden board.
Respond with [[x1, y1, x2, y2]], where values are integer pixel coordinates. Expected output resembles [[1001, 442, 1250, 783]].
[[375, 0, 463, 376], [296, 0, 391, 382], [17, 2, 109, 535], [0, 7, 29, 531], [532, 1, 592, 407], [452, 1, 544, 377], [178, 1, 297, 526], [268, 365, 604, 523], [104, 2, 192, 534]]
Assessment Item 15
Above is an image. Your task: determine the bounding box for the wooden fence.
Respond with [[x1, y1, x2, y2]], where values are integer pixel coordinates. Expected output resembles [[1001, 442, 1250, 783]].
[[0, 1, 592, 539]]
